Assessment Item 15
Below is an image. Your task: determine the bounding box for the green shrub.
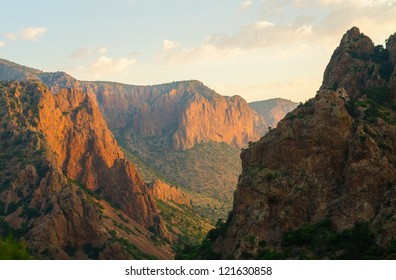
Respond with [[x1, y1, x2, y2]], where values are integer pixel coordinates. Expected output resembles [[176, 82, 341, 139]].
[[363, 87, 391, 104], [0, 235, 31, 260], [379, 62, 393, 81], [345, 97, 359, 117]]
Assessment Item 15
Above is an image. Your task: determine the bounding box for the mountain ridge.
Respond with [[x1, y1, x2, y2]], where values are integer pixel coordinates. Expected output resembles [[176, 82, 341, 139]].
[[0, 58, 267, 151]]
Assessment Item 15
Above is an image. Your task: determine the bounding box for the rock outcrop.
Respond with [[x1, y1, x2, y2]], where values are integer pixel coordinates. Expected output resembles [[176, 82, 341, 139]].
[[321, 26, 391, 96], [36, 86, 163, 230], [148, 180, 192, 207], [214, 27, 396, 259]]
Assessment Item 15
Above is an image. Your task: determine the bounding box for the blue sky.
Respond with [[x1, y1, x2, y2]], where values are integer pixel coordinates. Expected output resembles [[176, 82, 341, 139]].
[[0, 0, 395, 102]]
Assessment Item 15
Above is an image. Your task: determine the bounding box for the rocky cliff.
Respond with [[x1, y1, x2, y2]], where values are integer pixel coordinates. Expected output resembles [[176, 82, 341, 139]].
[[0, 80, 171, 259], [84, 80, 266, 151], [213, 27, 396, 259], [249, 98, 298, 128], [149, 180, 191, 207], [0, 61, 267, 151]]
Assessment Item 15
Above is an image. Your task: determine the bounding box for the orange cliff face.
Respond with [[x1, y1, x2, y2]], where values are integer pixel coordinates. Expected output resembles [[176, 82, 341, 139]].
[[38, 87, 123, 186], [83, 81, 266, 151], [0, 61, 267, 151], [36, 86, 166, 233], [172, 94, 262, 150], [148, 180, 192, 207]]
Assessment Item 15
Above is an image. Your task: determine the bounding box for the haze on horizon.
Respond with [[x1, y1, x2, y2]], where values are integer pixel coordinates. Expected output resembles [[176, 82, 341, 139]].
[[0, 0, 395, 102]]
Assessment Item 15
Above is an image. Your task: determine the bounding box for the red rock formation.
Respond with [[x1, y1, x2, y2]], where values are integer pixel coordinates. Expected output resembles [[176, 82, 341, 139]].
[[0, 81, 171, 259], [0, 60, 268, 151], [36, 86, 165, 232], [149, 180, 192, 207], [86, 81, 266, 150]]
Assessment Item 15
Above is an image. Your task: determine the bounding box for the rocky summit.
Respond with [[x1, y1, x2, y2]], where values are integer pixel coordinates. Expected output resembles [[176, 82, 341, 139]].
[[212, 27, 396, 259]]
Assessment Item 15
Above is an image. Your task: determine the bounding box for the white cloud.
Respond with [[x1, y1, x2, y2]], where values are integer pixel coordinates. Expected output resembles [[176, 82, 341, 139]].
[[19, 27, 47, 40], [163, 40, 180, 51], [73, 55, 136, 80], [153, 0, 395, 103], [160, 43, 244, 66], [98, 47, 108, 54], [253, 20, 275, 29], [0, 42, 5, 48], [5, 33, 17, 41], [297, 24, 313, 34], [240, 0, 253, 10], [69, 47, 108, 59], [160, 0, 395, 65]]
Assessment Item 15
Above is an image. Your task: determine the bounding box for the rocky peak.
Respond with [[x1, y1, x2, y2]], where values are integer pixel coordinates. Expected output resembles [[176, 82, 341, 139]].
[[339, 26, 374, 54], [321, 27, 392, 97], [386, 32, 396, 65]]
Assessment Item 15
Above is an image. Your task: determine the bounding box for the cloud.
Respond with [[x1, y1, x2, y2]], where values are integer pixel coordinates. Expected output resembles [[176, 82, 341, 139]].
[[253, 20, 275, 29], [4, 27, 47, 41], [5, 33, 17, 41], [160, 43, 244, 66], [69, 47, 108, 59], [159, 0, 395, 65], [73, 55, 136, 80], [98, 47, 108, 54], [19, 27, 47, 40], [0, 42, 5, 48], [163, 40, 180, 51], [240, 0, 253, 10]]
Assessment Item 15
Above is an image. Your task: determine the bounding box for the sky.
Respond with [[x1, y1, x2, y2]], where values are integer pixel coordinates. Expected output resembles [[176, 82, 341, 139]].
[[0, 0, 395, 102]]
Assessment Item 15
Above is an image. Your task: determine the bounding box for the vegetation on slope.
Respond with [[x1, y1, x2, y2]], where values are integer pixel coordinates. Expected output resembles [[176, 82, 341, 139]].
[[120, 137, 241, 224]]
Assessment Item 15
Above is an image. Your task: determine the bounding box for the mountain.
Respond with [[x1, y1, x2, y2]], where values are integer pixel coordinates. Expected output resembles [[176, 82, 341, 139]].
[[0, 59, 267, 224], [0, 80, 173, 259], [88, 80, 266, 151], [196, 27, 396, 260], [0, 60, 266, 151], [249, 98, 299, 128]]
